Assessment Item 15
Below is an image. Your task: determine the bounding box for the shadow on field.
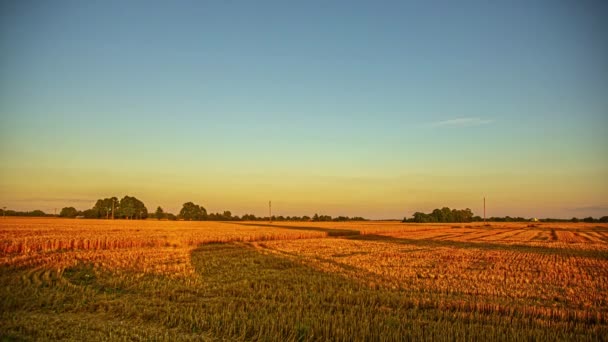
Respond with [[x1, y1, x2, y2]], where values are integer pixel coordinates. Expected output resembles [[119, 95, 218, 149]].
[[187, 242, 607, 339], [229, 222, 608, 260], [231, 222, 361, 237], [187, 242, 417, 341], [351, 234, 608, 260]]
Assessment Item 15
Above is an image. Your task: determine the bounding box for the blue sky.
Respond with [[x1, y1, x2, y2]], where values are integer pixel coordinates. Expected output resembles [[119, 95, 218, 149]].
[[1, 1, 607, 218]]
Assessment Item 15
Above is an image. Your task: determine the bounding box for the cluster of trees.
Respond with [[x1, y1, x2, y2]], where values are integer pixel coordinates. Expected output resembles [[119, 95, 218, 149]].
[[470, 216, 608, 223], [152, 202, 209, 221], [310, 214, 366, 222], [567, 217, 608, 223], [153, 207, 177, 221], [59, 207, 79, 218], [178, 202, 207, 221], [480, 216, 529, 222], [60, 196, 148, 219], [0, 209, 51, 217], [404, 207, 474, 223], [152, 203, 367, 222], [402, 207, 608, 223], [239, 214, 313, 221]]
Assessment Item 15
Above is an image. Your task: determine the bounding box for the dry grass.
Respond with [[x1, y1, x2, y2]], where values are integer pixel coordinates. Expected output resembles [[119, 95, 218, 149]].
[[0, 218, 327, 253], [1, 218, 607, 340]]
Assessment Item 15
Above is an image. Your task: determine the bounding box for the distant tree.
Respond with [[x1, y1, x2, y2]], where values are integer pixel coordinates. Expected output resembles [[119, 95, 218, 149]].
[[241, 214, 257, 221], [83, 196, 148, 220], [1, 209, 55, 217], [456, 208, 473, 222], [583, 216, 596, 223], [431, 209, 444, 222], [571, 217, 579, 223], [155, 206, 165, 220], [441, 207, 453, 222], [119, 197, 136, 219], [179, 202, 207, 221], [412, 212, 431, 223], [410, 207, 473, 223], [206, 210, 235, 221], [82, 209, 98, 219], [59, 207, 79, 218], [93, 197, 119, 219], [167, 213, 177, 221], [312, 214, 332, 222], [30, 210, 46, 217], [117, 196, 148, 220], [599, 216, 608, 223]]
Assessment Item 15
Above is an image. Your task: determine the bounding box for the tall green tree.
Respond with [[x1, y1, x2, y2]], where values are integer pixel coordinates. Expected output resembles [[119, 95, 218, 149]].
[[117, 196, 148, 220], [179, 202, 207, 221], [82, 209, 98, 219], [93, 197, 119, 219], [412, 212, 431, 223], [409, 207, 474, 223], [59, 207, 79, 218], [155, 206, 165, 220]]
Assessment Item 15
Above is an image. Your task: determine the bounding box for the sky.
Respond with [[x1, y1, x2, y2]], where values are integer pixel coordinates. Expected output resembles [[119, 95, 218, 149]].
[[1, 0, 607, 219]]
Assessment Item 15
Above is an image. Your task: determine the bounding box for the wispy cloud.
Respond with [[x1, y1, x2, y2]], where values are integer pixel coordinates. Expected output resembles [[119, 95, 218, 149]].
[[431, 117, 493, 127]]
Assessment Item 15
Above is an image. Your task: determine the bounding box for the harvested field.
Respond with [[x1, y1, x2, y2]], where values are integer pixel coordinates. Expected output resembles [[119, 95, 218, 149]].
[[1, 218, 607, 340]]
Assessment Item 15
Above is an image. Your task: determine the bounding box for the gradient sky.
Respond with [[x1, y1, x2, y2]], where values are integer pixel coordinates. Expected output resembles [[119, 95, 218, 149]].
[[1, 1, 607, 219]]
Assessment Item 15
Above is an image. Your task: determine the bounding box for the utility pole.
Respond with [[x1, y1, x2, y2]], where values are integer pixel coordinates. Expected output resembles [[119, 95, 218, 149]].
[[269, 201, 272, 223], [484, 197, 486, 223]]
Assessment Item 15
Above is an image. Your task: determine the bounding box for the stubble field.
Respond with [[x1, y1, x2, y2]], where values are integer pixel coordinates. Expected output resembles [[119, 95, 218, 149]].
[[1, 218, 607, 341]]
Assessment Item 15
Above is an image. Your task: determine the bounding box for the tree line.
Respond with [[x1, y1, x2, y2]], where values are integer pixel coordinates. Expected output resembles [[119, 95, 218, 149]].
[[51, 196, 369, 222], [478, 216, 608, 223], [154, 202, 366, 222], [2, 201, 606, 223], [402, 207, 608, 223], [59, 196, 148, 219], [403, 207, 475, 223], [0, 209, 51, 217]]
